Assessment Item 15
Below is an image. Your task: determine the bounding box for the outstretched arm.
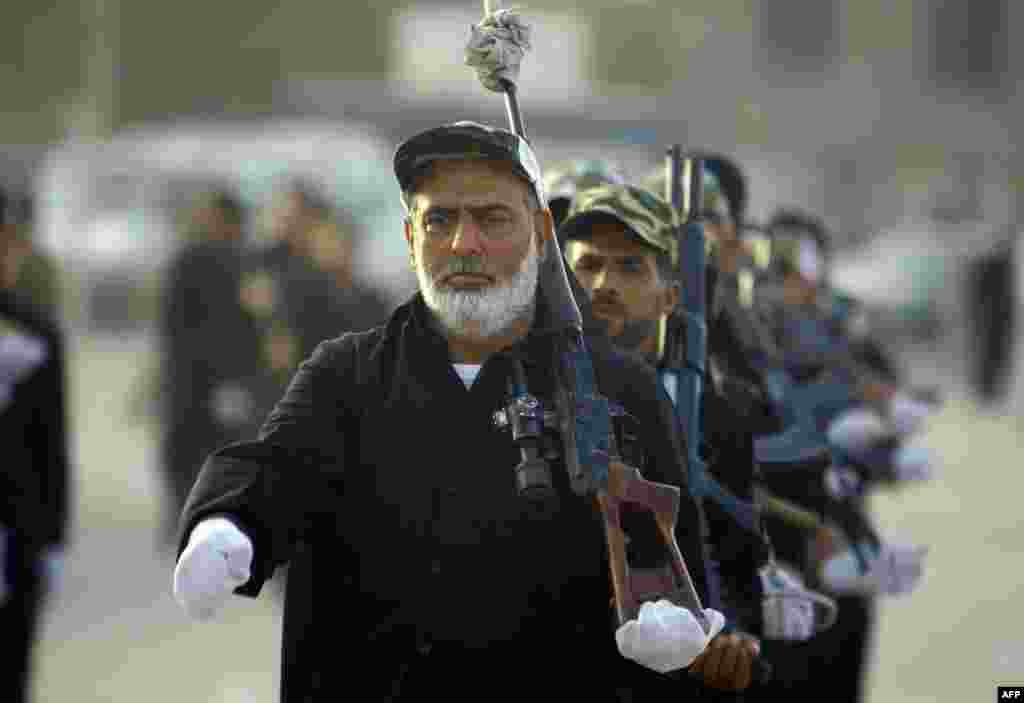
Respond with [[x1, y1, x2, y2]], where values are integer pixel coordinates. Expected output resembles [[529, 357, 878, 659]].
[[176, 337, 355, 596]]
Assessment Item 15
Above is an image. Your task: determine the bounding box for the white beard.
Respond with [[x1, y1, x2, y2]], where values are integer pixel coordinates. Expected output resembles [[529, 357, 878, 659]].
[[418, 238, 539, 338]]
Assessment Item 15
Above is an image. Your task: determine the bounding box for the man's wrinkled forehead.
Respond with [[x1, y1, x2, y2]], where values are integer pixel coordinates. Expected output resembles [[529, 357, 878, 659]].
[[409, 159, 534, 209]]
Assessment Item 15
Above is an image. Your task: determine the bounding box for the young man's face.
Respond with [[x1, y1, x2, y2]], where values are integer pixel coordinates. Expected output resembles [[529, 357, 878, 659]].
[[270, 191, 314, 243], [567, 221, 678, 348], [403, 159, 550, 338], [704, 217, 737, 247], [0, 226, 28, 290], [195, 205, 241, 243], [779, 236, 824, 307]]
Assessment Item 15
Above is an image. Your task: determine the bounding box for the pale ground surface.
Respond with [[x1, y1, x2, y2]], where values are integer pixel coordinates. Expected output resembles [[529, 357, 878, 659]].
[[27, 320, 1024, 702]]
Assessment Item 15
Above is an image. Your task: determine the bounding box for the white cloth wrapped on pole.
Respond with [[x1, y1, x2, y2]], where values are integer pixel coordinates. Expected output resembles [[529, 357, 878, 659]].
[[464, 9, 532, 93], [615, 601, 725, 673]]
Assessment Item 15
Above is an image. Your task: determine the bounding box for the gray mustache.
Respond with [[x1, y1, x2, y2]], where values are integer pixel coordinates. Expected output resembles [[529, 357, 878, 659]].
[[437, 256, 487, 278]]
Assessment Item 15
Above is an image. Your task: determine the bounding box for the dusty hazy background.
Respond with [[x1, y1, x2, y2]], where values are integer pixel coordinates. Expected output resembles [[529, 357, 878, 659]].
[[4, 1, 1021, 700]]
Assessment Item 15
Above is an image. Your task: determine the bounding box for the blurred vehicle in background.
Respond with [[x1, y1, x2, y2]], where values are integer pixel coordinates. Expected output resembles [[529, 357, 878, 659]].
[[828, 219, 1020, 342], [828, 219, 1022, 402], [828, 223, 952, 343], [32, 120, 413, 333]]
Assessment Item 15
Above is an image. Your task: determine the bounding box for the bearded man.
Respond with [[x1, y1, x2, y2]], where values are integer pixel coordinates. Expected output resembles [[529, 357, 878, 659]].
[[171, 122, 721, 702]]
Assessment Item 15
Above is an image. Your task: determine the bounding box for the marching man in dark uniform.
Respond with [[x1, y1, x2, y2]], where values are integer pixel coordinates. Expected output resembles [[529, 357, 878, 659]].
[[561, 183, 768, 696], [0, 187, 70, 703], [644, 155, 782, 436], [237, 180, 367, 432], [159, 190, 263, 548], [753, 207, 932, 703], [172, 122, 727, 701]]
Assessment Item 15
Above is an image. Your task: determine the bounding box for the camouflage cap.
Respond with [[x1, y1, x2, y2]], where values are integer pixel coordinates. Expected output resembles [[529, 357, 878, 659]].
[[641, 165, 729, 221], [642, 151, 747, 223], [543, 159, 627, 202], [559, 184, 678, 267], [544, 159, 627, 228]]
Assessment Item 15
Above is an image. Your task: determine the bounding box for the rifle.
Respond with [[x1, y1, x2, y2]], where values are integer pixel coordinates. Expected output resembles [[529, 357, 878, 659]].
[[467, 2, 708, 632], [661, 146, 766, 540], [660, 148, 783, 675]]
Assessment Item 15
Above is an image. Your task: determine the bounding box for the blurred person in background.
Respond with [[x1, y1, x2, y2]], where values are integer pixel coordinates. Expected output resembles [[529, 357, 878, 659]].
[[159, 188, 264, 550], [965, 227, 1018, 405], [9, 196, 61, 320], [757, 207, 931, 703], [241, 179, 347, 396], [303, 200, 394, 335], [235, 180, 390, 600], [0, 185, 71, 703], [242, 179, 394, 415], [762, 209, 905, 395]]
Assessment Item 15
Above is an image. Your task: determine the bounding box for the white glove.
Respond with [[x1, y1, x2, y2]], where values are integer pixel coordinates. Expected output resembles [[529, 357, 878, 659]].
[[760, 563, 836, 642], [173, 517, 253, 621], [827, 407, 888, 455], [824, 465, 863, 500], [615, 600, 726, 674], [893, 442, 937, 483], [888, 392, 934, 435], [820, 541, 928, 597], [40, 546, 64, 598]]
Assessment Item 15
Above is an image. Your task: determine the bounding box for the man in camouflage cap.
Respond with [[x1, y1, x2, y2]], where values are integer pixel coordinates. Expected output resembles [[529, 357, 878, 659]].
[[562, 183, 768, 695], [560, 183, 679, 359], [644, 155, 781, 432], [642, 151, 756, 277], [543, 159, 627, 230]]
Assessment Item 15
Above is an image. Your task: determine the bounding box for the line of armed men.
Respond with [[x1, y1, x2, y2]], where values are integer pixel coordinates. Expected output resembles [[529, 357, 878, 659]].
[[168, 138, 941, 703], [0, 135, 949, 703]]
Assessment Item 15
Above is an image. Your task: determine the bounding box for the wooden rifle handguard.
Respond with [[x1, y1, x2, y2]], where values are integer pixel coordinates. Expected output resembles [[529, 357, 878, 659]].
[[598, 460, 709, 632]]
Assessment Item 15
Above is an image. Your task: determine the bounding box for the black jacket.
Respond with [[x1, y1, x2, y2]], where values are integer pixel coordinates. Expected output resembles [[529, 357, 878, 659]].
[[659, 311, 768, 638], [699, 387, 767, 636], [180, 291, 715, 702], [0, 290, 69, 550]]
